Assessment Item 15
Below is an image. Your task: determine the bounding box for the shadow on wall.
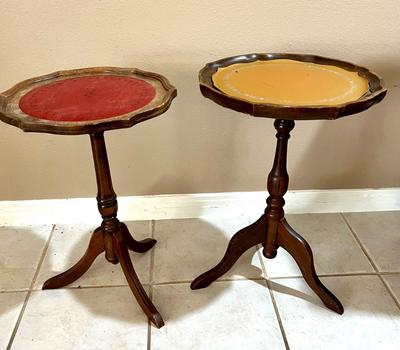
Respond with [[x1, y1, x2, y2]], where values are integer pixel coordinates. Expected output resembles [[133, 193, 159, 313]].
[[124, 54, 400, 195], [285, 59, 400, 190], [113, 54, 254, 196]]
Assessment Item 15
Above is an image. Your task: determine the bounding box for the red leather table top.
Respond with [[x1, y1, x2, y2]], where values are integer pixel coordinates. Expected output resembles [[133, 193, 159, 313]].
[[19, 75, 156, 122]]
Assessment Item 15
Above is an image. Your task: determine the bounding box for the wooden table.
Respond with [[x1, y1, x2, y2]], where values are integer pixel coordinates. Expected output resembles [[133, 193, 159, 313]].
[[191, 53, 386, 314], [0, 67, 177, 328]]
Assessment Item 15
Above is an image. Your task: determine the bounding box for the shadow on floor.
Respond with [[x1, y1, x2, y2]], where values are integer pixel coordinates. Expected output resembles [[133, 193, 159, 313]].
[[0, 226, 48, 317], [1, 214, 398, 325]]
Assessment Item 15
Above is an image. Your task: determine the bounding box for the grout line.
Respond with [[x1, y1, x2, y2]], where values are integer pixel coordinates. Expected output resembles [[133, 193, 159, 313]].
[[31, 224, 57, 288], [149, 220, 155, 239], [147, 317, 151, 350], [147, 220, 156, 350], [269, 272, 379, 280], [147, 322, 151, 350], [378, 275, 400, 310], [142, 271, 386, 287], [0, 289, 30, 294], [265, 279, 291, 350], [6, 294, 30, 349], [152, 280, 195, 286], [256, 248, 290, 350], [4, 271, 390, 293], [214, 277, 265, 284], [151, 277, 267, 286], [35, 284, 135, 291], [340, 213, 379, 272], [340, 213, 400, 311], [16, 271, 397, 292], [6, 224, 56, 350], [149, 219, 156, 287]]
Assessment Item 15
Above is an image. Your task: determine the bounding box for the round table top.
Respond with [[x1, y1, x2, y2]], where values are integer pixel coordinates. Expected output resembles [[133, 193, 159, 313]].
[[199, 53, 386, 120], [0, 67, 177, 135]]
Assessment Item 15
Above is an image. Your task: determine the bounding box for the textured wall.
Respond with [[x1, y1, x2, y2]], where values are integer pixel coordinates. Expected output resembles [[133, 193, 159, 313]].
[[0, 1, 399, 200]]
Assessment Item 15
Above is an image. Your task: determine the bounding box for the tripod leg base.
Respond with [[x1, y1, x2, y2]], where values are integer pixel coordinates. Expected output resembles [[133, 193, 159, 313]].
[[191, 215, 266, 290], [277, 219, 344, 314], [43, 224, 164, 327]]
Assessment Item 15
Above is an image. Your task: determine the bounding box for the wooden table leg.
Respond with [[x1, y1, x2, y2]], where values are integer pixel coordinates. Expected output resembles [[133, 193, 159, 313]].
[[43, 227, 104, 290], [191, 119, 344, 314], [277, 219, 343, 314], [113, 228, 164, 328], [191, 215, 266, 289], [43, 132, 164, 328], [120, 222, 157, 253]]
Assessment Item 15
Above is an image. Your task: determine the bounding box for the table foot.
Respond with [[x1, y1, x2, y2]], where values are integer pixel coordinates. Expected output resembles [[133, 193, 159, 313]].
[[113, 229, 164, 328], [277, 218, 344, 314], [121, 222, 157, 253], [191, 215, 266, 290], [43, 223, 164, 327], [43, 227, 104, 289]]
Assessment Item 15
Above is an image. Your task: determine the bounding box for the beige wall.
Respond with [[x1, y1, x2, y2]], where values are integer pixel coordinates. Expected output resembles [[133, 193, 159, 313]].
[[0, 1, 399, 200]]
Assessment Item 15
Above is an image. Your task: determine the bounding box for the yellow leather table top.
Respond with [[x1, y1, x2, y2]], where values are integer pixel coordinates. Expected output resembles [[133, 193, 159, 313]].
[[212, 59, 369, 106]]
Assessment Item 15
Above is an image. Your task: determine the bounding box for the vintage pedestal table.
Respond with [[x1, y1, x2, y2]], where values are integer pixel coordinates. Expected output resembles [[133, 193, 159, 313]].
[[0, 67, 176, 328], [191, 53, 386, 314]]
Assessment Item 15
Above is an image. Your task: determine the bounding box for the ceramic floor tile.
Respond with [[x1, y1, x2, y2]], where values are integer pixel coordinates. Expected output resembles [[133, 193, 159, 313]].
[[271, 275, 400, 350], [34, 221, 152, 289], [0, 292, 26, 348], [382, 274, 400, 306], [153, 214, 264, 284], [151, 280, 286, 350], [344, 211, 400, 272], [11, 287, 148, 350], [0, 225, 53, 291], [261, 213, 373, 278]]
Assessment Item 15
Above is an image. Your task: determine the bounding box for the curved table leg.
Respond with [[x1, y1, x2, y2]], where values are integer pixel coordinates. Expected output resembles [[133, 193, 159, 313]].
[[191, 215, 266, 290], [113, 230, 164, 328], [120, 222, 157, 253], [43, 227, 104, 289], [277, 218, 344, 314]]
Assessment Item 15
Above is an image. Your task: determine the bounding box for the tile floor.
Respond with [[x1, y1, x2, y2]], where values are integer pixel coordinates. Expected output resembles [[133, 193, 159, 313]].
[[0, 211, 399, 349]]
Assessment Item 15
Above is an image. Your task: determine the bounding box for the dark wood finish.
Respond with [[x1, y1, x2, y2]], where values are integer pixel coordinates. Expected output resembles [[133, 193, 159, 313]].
[[43, 132, 164, 328], [191, 119, 343, 314], [121, 222, 157, 253], [192, 54, 386, 314], [199, 53, 386, 120], [0, 67, 176, 328], [0, 67, 177, 135], [191, 215, 266, 289], [263, 119, 294, 258], [278, 218, 343, 313], [113, 228, 163, 327]]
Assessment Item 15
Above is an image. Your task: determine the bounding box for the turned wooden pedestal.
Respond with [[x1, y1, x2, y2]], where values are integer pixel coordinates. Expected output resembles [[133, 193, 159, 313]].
[[191, 119, 343, 313], [43, 132, 164, 327]]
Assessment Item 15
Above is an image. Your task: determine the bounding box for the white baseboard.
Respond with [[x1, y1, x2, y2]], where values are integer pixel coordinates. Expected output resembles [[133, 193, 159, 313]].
[[0, 188, 399, 226]]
